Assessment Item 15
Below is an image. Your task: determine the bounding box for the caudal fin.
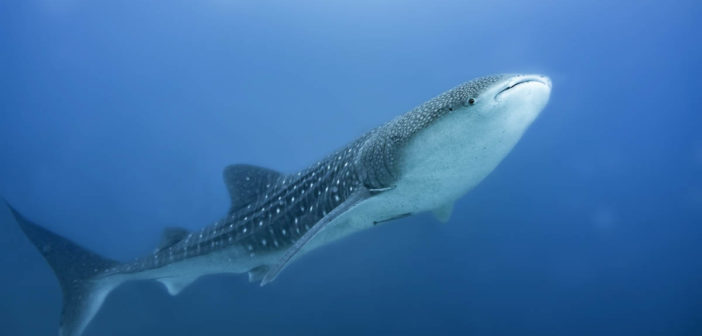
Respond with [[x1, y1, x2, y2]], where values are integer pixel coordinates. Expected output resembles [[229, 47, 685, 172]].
[[6, 201, 120, 336]]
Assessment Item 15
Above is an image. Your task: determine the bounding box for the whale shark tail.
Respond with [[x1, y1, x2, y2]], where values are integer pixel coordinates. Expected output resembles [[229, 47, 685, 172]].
[[6, 201, 120, 336]]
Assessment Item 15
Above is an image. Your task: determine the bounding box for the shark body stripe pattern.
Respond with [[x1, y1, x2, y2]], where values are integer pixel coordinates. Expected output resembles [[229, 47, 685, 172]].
[[7, 73, 552, 336]]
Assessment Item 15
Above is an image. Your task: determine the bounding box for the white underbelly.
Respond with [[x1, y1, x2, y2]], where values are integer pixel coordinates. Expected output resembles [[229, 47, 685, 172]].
[[306, 113, 524, 251]]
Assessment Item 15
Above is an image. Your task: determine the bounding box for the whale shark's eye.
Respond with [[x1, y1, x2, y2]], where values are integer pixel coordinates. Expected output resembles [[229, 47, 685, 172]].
[[468, 98, 475, 105]]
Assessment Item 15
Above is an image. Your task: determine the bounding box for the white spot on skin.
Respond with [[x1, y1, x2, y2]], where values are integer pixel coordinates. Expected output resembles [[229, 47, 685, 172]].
[[294, 218, 298, 224], [276, 208, 280, 214], [282, 229, 287, 235], [259, 221, 263, 227], [261, 239, 267, 246], [335, 195, 340, 202]]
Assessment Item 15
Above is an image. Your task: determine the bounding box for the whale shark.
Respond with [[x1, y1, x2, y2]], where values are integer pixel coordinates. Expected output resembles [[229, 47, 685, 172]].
[[6, 73, 551, 336]]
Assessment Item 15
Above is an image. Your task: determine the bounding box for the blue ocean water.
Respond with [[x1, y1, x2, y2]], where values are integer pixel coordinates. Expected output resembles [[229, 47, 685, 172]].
[[1, 0, 701, 335]]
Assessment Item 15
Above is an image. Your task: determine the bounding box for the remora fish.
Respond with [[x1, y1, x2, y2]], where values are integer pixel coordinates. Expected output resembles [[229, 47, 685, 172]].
[[6, 73, 551, 336]]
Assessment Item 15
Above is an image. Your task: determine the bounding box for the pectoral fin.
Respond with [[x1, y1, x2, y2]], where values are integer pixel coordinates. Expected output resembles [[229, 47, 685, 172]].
[[248, 265, 270, 283], [432, 202, 454, 223], [260, 188, 371, 286]]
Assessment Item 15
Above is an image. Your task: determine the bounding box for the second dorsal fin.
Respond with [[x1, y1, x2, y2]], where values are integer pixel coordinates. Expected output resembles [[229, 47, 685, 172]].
[[158, 227, 190, 252], [223, 164, 284, 213]]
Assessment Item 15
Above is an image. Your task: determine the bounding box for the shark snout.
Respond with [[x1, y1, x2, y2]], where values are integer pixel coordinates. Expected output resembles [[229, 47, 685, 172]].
[[494, 74, 551, 101]]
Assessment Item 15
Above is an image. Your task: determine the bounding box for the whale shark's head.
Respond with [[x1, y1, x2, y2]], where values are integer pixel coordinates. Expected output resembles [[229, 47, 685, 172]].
[[467, 74, 551, 130], [359, 73, 552, 209]]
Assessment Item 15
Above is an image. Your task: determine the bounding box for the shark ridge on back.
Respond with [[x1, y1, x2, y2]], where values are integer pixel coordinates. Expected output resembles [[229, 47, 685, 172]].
[[5, 73, 552, 336]]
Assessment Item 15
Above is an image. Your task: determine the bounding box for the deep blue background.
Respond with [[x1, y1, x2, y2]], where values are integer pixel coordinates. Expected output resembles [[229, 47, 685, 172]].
[[1, 1, 701, 335]]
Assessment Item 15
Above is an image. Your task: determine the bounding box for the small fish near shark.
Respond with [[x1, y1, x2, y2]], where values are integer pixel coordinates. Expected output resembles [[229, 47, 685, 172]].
[[5, 73, 551, 336]]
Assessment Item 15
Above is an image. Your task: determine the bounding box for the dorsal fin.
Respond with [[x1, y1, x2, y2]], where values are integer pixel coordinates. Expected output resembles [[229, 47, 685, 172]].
[[157, 227, 189, 251], [223, 164, 283, 213]]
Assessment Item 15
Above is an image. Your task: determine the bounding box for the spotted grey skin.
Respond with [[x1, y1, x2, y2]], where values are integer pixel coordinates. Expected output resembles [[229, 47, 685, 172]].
[[358, 74, 506, 188], [6, 73, 551, 336], [118, 135, 371, 275], [113, 74, 508, 276]]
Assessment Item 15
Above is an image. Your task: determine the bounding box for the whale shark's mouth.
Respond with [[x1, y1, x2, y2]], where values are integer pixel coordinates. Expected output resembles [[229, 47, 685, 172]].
[[495, 76, 551, 100]]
